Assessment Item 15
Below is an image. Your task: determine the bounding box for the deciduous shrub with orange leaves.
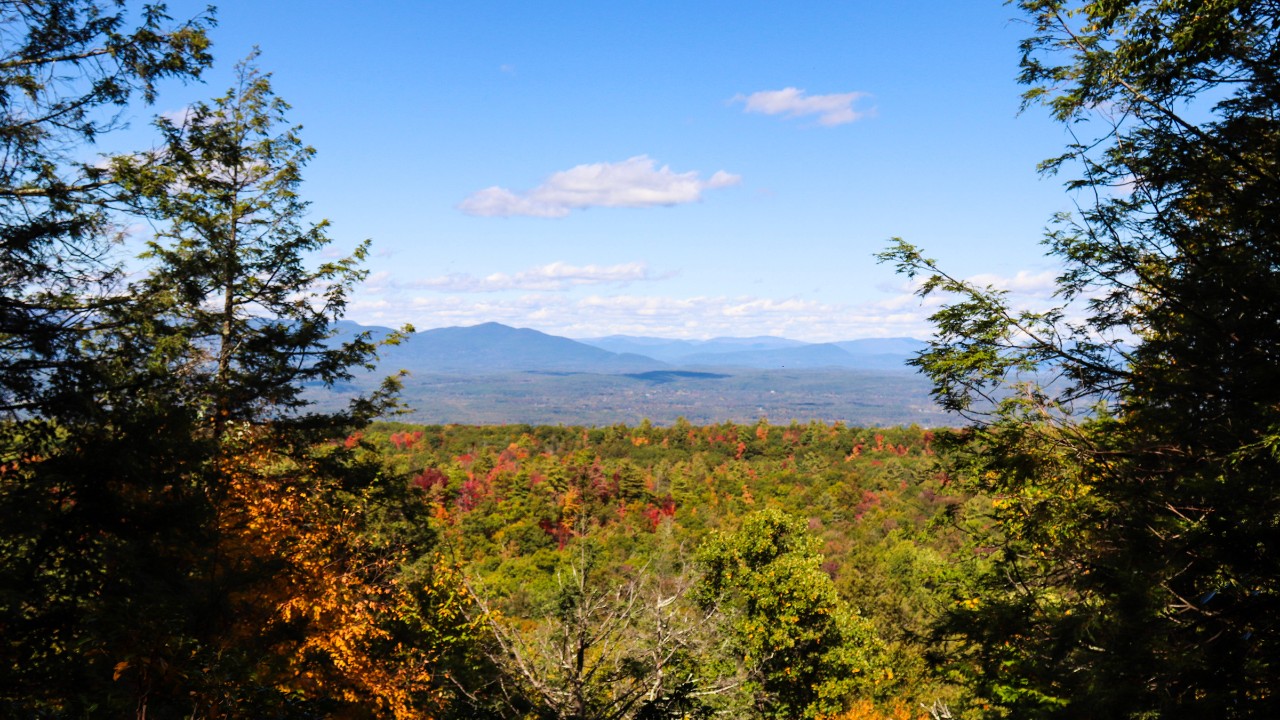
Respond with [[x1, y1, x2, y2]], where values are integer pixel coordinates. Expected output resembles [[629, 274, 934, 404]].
[[822, 699, 927, 720], [205, 425, 479, 718]]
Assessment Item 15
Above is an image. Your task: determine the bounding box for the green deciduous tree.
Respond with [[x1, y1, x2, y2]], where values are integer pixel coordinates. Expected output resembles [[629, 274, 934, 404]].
[[696, 509, 887, 719], [881, 1, 1280, 716]]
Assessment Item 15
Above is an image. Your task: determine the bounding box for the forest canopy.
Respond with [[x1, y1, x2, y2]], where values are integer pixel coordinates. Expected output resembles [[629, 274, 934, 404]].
[[2, 1, 1278, 719]]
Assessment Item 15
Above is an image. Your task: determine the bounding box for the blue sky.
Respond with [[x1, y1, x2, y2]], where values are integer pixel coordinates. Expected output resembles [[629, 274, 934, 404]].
[[128, 1, 1079, 341]]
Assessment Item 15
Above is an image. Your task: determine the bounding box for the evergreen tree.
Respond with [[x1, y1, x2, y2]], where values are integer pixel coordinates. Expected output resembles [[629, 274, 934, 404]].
[[881, 1, 1280, 716], [1, 37, 459, 716], [0, 0, 212, 417], [112, 51, 383, 434], [0, 3, 213, 714]]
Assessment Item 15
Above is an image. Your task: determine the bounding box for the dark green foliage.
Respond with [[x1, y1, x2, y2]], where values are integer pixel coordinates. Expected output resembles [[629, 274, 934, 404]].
[[0, 404, 210, 717], [0, 0, 213, 417], [0, 3, 215, 713], [0, 14, 448, 716], [111, 52, 391, 432], [881, 1, 1280, 716]]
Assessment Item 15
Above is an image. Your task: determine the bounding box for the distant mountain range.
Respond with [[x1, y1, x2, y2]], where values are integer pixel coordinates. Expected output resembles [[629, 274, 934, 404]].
[[318, 322, 942, 425], [332, 321, 926, 374], [580, 335, 808, 362], [577, 333, 928, 370]]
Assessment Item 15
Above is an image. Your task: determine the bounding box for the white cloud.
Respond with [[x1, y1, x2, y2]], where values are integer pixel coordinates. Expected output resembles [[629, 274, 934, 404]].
[[346, 290, 937, 342], [458, 187, 565, 218], [734, 87, 872, 126], [347, 264, 1075, 341], [159, 106, 197, 127], [414, 261, 668, 292], [362, 271, 394, 295], [965, 269, 1059, 296], [566, 294, 932, 339], [458, 156, 741, 218]]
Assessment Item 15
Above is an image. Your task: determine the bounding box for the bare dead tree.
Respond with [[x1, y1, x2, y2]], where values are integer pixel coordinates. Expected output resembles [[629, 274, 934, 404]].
[[461, 545, 740, 719]]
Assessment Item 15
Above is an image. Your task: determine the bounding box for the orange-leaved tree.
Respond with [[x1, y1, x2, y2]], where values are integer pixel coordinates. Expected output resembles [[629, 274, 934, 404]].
[[205, 424, 477, 718]]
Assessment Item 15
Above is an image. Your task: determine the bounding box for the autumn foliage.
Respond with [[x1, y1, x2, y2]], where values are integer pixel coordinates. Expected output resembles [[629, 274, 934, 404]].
[[362, 420, 969, 718], [207, 426, 476, 718]]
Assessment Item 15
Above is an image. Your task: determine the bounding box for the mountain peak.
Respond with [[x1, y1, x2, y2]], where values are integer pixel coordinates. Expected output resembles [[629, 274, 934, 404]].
[[375, 322, 666, 374]]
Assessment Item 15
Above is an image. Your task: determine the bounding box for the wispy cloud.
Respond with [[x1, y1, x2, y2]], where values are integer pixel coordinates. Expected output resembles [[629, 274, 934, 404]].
[[458, 156, 741, 218], [159, 105, 197, 127], [414, 261, 669, 292], [965, 269, 1059, 296], [349, 264, 1073, 341], [347, 291, 938, 342], [734, 87, 872, 126]]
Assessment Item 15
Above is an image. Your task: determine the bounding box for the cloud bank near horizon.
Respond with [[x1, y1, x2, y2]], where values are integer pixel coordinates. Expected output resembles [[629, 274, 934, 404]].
[[458, 156, 740, 218], [353, 263, 1067, 342], [350, 290, 937, 342]]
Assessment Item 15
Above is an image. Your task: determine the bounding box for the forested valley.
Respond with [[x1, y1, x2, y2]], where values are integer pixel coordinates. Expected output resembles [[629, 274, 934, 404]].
[[3, 1, 1279, 718], [362, 421, 967, 719]]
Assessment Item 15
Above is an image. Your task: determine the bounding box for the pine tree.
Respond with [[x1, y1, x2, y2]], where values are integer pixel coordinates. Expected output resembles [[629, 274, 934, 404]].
[[112, 51, 382, 435], [0, 3, 213, 714], [1, 41, 460, 716], [881, 1, 1280, 716], [0, 0, 212, 418]]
